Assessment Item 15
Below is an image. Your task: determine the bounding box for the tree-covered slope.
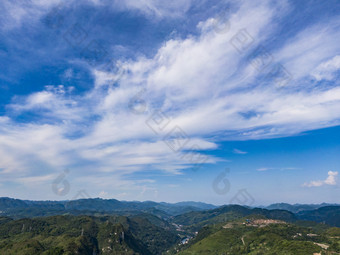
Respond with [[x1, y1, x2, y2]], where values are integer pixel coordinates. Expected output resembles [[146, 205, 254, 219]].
[[176, 219, 340, 255], [171, 204, 296, 232], [0, 215, 180, 255], [297, 206, 340, 227]]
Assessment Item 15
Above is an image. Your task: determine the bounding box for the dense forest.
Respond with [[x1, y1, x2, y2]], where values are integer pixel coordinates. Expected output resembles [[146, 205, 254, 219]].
[[0, 198, 339, 254]]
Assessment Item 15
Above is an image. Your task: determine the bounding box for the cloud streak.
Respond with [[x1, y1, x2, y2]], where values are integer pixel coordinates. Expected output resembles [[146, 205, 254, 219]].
[[233, 148, 248, 154], [0, 0, 340, 200]]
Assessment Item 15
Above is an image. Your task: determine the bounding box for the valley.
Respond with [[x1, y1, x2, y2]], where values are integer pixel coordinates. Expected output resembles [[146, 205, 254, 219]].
[[0, 198, 339, 254]]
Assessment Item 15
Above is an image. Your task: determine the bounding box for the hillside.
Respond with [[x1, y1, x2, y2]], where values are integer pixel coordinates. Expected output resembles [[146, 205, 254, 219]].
[[175, 218, 340, 255], [1, 199, 340, 254], [0, 215, 180, 255], [297, 206, 340, 227], [170, 205, 296, 232]]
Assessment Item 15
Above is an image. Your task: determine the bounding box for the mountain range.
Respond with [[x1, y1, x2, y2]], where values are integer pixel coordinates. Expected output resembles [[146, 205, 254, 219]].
[[0, 197, 340, 254]]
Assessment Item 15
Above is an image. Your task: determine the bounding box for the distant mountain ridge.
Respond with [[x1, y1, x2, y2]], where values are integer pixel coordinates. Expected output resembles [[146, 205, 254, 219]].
[[1, 197, 340, 227], [0, 197, 217, 219], [265, 202, 340, 213], [1, 198, 340, 254]]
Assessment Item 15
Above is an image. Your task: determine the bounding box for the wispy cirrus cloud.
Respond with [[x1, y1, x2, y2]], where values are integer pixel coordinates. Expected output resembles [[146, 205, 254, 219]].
[[233, 148, 248, 154], [311, 55, 340, 81], [257, 167, 300, 172], [0, 0, 340, 201], [110, 0, 196, 18], [0, 0, 63, 31], [257, 168, 271, 172]]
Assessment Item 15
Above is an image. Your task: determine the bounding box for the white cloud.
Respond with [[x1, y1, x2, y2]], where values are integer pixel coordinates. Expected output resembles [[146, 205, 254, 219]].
[[274, 19, 340, 80], [111, 0, 196, 18], [1, 0, 340, 200], [257, 167, 299, 172], [311, 55, 340, 81], [8, 85, 82, 122], [0, 0, 63, 30], [257, 168, 271, 172], [303, 171, 338, 187], [17, 174, 56, 185], [167, 184, 179, 188], [0, 0, 202, 32], [324, 171, 338, 185], [233, 148, 248, 154]]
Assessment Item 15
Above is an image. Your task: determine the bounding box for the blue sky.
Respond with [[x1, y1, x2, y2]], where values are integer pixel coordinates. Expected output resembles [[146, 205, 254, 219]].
[[0, 0, 340, 205]]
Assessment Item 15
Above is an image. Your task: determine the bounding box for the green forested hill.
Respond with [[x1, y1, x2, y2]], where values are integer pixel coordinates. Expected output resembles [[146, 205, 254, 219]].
[[170, 205, 296, 232], [1, 214, 340, 255], [297, 206, 340, 227], [175, 220, 340, 255], [1, 200, 340, 254], [0, 215, 180, 255]]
